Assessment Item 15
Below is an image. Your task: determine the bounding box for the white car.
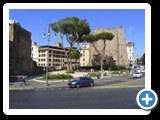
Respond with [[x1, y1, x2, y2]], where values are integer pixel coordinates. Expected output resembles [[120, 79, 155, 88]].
[[133, 72, 142, 78]]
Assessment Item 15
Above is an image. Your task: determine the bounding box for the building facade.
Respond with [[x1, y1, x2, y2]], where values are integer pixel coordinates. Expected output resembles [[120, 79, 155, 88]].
[[89, 26, 129, 66], [31, 42, 39, 65], [38, 42, 79, 70], [126, 41, 134, 66], [9, 20, 32, 76], [80, 44, 90, 66]]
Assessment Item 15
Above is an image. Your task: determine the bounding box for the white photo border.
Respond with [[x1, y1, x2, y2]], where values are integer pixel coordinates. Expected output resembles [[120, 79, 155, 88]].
[[3, 3, 151, 115]]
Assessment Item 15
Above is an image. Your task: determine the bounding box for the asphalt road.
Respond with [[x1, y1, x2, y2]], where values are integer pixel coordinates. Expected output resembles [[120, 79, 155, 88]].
[[9, 76, 144, 109]]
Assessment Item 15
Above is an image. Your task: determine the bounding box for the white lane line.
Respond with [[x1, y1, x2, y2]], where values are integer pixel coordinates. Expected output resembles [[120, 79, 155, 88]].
[[92, 85, 145, 89], [58, 88, 62, 90]]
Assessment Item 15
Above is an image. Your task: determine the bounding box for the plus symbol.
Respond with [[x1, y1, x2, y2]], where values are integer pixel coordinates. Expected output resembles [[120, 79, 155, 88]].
[[142, 93, 153, 105]]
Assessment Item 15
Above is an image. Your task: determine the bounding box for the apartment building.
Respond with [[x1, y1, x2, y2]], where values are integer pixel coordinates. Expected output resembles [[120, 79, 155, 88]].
[[80, 44, 90, 66], [38, 42, 79, 70], [126, 41, 134, 66]]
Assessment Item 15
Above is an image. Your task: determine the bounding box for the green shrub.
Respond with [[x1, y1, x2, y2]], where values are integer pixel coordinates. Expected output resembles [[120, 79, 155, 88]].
[[88, 72, 100, 77], [42, 74, 73, 80], [61, 66, 67, 70], [104, 72, 107, 76], [80, 66, 100, 71], [112, 71, 119, 74], [121, 69, 128, 73], [65, 71, 75, 74], [109, 65, 127, 70]]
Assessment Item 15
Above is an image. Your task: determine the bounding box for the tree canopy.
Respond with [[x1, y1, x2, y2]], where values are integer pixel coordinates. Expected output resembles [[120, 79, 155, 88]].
[[50, 17, 91, 41], [82, 32, 114, 43], [50, 17, 91, 72]]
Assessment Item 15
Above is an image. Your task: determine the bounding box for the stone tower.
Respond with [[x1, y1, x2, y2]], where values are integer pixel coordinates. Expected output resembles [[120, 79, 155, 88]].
[[89, 26, 129, 66]]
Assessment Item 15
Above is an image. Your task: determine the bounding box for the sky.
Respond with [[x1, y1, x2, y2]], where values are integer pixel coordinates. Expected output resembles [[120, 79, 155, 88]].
[[9, 9, 145, 58]]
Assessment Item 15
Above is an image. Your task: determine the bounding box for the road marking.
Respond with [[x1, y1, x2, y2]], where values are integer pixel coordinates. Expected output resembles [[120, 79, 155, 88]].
[[65, 88, 69, 90], [92, 85, 145, 89], [50, 88, 54, 90], [43, 88, 47, 90], [58, 88, 62, 90]]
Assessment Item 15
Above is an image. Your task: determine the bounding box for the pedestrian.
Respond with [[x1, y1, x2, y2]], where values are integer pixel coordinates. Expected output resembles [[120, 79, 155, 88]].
[[97, 72, 100, 79], [118, 70, 121, 76], [20, 76, 26, 86]]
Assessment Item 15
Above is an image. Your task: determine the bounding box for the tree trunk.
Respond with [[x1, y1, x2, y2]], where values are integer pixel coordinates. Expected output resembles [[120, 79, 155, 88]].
[[100, 57, 103, 71], [69, 53, 73, 71], [75, 59, 77, 71], [66, 58, 71, 71], [64, 51, 71, 72]]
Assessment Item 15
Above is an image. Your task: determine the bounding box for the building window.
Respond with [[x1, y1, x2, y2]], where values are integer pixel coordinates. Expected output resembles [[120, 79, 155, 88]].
[[121, 55, 123, 57], [49, 63, 51, 66], [130, 49, 131, 52], [83, 58, 85, 61], [83, 63, 85, 65], [121, 44, 122, 46], [83, 54, 85, 57], [49, 54, 51, 57], [49, 50, 51, 53], [83, 50, 85, 53], [49, 59, 51, 62]]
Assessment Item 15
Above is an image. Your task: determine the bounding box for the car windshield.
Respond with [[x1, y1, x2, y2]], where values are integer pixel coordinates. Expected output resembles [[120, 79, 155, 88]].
[[135, 72, 141, 74], [79, 77, 85, 80]]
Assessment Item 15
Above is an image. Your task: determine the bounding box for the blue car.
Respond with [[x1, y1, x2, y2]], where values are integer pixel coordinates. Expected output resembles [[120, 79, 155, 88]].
[[68, 76, 95, 88]]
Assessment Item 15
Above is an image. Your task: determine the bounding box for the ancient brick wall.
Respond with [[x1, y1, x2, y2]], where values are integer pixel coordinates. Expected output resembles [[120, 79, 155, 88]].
[[9, 21, 32, 77]]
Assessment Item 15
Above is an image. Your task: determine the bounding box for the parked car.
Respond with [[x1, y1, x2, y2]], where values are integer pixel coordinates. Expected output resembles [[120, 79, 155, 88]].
[[68, 76, 94, 88], [133, 72, 142, 78]]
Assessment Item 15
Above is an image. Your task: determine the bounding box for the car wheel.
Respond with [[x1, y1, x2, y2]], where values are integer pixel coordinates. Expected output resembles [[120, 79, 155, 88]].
[[76, 84, 80, 88], [91, 82, 94, 86]]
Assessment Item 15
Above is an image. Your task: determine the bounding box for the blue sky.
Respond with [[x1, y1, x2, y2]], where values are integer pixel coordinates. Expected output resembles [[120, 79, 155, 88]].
[[9, 9, 145, 58]]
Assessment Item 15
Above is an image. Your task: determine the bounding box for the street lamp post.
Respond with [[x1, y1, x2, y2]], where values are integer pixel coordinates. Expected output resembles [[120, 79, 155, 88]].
[[43, 25, 58, 86], [43, 26, 51, 86]]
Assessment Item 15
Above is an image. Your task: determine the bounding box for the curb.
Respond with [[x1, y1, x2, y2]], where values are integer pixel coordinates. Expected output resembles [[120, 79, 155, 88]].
[[33, 79, 69, 83]]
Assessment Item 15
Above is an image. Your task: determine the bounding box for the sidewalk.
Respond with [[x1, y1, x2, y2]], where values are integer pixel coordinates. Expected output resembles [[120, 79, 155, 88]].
[[9, 79, 66, 90]]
